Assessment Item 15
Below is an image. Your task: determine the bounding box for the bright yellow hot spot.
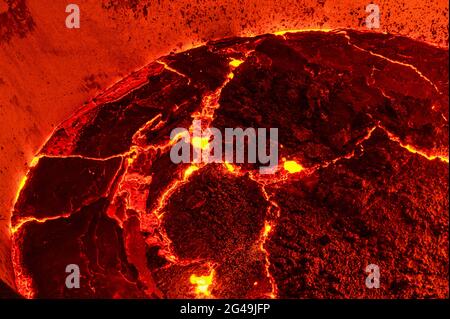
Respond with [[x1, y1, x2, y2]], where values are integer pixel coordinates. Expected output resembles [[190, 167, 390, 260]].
[[283, 160, 304, 173], [224, 162, 235, 172], [184, 165, 199, 179], [191, 136, 210, 150], [190, 270, 214, 297], [229, 58, 244, 68], [264, 224, 272, 236]]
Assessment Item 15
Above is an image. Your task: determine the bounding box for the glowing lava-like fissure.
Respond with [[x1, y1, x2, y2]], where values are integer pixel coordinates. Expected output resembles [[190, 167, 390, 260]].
[[9, 29, 449, 299]]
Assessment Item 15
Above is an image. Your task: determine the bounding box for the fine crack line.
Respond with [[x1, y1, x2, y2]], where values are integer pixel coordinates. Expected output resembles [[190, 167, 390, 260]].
[[343, 32, 442, 95]]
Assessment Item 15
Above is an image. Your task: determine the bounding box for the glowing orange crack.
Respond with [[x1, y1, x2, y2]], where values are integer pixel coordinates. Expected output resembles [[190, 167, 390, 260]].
[[11, 234, 34, 299], [14, 175, 29, 205], [259, 220, 278, 299], [157, 60, 191, 84], [11, 214, 77, 235], [273, 28, 334, 40], [183, 58, 245, 163], [140, 66, 238, 269], [137, 164, 204, 266], [12, 45, 246, 299], [131, 113, 164, 145], [183, 165, 199, 178], [252, 178, 281, 299], [343, 32, 442, 94], [377, 125, 449, 163], [13, 150, 132, 209], [399, 144, 449, 163], [273, 28, 334, 36], [152, 164, 203, 219]]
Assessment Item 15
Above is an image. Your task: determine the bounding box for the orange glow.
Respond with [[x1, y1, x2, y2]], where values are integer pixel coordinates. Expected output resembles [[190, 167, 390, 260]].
[[190, 269, 215, 297], [11, 234, 34, 299], [14, 175, 28, 205], [184, 165, 199, 179], [283, 160, 304, 173], [29, 156, 42, 168], [4, 0, 449, 300], [274, 28, 333, 36]]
